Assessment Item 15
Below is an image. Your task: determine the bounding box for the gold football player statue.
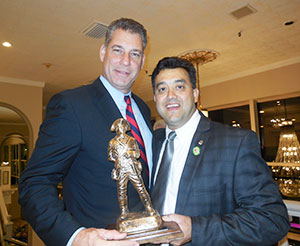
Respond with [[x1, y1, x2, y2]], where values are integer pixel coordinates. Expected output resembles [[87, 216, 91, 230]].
[[108, 118, 160, 233]]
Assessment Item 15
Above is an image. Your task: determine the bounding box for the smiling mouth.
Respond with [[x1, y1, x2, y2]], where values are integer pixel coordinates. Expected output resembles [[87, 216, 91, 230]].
[[116, 69, 130, 76], [166, 103, 180, 109]]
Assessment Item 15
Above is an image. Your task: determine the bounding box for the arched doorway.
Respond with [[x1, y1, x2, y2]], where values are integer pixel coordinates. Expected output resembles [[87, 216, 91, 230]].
[[0, 103, 33, 244], [0, 104, 32, 184], [1, 134, 28, 185]]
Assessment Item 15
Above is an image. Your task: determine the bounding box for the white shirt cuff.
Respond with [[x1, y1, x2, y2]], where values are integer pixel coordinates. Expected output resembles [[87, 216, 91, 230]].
[[66, 227, 85, 246]]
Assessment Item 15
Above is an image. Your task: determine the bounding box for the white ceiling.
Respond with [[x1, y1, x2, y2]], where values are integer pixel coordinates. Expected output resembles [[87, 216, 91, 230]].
[[1, 0, 300, 108]]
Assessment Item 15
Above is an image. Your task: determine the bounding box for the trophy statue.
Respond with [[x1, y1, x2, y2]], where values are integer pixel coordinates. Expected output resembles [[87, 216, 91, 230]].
[[108, 118, 183, 244]]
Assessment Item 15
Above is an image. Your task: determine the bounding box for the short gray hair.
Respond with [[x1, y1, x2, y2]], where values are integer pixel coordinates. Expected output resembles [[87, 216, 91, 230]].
[[105, 18, 147, 51]]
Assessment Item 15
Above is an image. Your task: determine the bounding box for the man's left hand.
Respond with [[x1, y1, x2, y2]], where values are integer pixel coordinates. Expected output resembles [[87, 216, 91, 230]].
[[162, 214, 192, 245]]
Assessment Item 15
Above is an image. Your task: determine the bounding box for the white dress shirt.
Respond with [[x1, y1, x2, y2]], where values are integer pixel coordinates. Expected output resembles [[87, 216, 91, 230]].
[[154, 110, 200, 215], [153, 110, 200, 246]]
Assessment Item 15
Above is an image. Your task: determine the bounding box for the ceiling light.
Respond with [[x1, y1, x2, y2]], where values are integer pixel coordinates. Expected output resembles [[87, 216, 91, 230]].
[[259, 110, 264, 114], [2, 41, 12, 47], [284, 21, 295, 26]]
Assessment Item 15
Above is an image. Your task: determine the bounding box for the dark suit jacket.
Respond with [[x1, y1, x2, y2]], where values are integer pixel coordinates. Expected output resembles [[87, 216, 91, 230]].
[[152, 111, 290, 246], [18, 78, 152, 246]]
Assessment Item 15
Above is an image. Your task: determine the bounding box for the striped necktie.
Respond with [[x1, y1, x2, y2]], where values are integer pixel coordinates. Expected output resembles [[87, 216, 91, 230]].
[[124, 95, 149, 177]]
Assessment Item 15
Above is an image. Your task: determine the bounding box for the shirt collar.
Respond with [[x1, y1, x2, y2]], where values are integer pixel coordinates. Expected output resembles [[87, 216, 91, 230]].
[[100, 75, 131, 106], [165, 110, 201, 141]]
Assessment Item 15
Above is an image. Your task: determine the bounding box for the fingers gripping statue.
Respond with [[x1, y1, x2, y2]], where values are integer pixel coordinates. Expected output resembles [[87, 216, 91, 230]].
[[108, 118, 158, 232]]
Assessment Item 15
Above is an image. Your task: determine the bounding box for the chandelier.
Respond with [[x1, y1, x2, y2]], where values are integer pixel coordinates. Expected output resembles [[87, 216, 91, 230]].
[[270, 100, 296, 128], [178, 49, 219, 112], [275, 125, 300, 163], [274, 99, 299, 163], [271, 99, 300, 198], [271, 118, 295, 128]]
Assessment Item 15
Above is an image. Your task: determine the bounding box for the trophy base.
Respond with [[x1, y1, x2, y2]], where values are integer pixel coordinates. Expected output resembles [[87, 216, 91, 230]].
[[126, 221, 183, 244], [107, 212, 183, 244], [117, 211, 162, 234]]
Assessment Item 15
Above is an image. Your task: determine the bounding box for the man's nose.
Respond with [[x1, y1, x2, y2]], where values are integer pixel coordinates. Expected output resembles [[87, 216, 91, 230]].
[[167, 89, 176, 98], [120, 52, 130, 65]]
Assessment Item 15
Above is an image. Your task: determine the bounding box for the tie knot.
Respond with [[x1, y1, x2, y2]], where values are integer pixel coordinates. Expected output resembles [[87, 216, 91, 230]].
[[168, 131, 176, 141], [124, 95, 131, 105]]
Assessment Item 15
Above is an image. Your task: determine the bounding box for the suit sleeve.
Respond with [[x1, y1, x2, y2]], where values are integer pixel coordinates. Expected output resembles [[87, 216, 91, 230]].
[[190, 131, 290, 245], [18, 93, 82, 246]]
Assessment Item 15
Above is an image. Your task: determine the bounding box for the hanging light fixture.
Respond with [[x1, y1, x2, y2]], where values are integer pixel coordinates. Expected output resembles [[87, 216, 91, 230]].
[[272, 99, 300, 198], [275, 125, 300, 163], [270, 100, 295, 128], [274, 127, 300, 198], [274, 100, 300, 163], [178, 49, 219, 116]]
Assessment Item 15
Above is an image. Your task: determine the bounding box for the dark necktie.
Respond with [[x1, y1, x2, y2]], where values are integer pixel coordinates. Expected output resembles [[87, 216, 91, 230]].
[[124, 95, 149, 177], [151, 131, 176, 214]]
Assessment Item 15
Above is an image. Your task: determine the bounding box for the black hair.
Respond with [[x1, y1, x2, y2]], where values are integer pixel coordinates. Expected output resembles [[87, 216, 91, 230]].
[[151, 57, 196, 92]]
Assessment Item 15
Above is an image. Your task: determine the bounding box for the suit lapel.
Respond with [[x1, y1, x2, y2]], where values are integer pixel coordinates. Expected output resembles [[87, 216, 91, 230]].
[[175, 111, 211, 213], [89, 79, 151, 185], [89, 79, 151, 134], [150, 129, 165, 190], [89, 78, 123, 127]]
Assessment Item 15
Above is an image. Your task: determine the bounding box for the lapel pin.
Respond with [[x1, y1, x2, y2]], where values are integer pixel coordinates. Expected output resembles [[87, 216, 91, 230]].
[[192, 146, 201, 156], [198, 140, 204, 145]]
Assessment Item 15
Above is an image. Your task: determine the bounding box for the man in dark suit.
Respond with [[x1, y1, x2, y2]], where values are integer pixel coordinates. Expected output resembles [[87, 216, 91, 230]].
[[150, 57, 290, 245], [18, 18, 152, 246]]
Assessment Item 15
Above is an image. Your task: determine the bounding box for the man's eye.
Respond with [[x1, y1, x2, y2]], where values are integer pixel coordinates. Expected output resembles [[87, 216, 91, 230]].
[[157, 87, 166, 93], [177, 85, 184, 90], [112, 48, 123, 54], [131, 52, 141, 58]]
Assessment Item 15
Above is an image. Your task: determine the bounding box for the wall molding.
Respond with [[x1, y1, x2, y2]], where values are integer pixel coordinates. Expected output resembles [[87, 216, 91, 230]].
[[0, 76, 45, 88], [203, 56, 300, 87]]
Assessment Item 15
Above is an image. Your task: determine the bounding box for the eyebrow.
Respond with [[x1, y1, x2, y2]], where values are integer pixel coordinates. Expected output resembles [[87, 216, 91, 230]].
[[155, 81, 166, 88], [111, 45, 142, 54], [155, 79, 186, 88], [131, 49, 142, 55], [111, 45, 123, 49]]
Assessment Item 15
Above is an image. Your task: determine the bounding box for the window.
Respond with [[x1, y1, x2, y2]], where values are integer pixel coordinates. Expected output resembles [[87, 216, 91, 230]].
[[208, 105, 251, 129], [258, 96, 300, 162]]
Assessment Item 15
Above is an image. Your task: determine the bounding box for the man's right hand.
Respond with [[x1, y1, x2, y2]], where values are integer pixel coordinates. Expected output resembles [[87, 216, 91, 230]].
[[72, 228, 139, 246]]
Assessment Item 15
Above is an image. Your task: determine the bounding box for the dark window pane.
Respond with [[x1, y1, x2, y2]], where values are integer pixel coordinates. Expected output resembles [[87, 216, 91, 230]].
[[258, 97, 300, 162], [208, 105, 251, 129]]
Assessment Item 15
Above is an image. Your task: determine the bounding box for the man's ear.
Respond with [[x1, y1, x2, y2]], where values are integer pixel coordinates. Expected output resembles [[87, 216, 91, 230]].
[[99, 44, 106, 62], [193, 88, 199, 103], [153, 94, 156, 102], [141, 54, 145, 69]]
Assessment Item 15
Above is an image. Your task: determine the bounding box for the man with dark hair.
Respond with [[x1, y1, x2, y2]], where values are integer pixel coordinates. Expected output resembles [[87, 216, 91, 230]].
[[150, 57, 197, 91], [18, 18, 152, 246], [150, 56, 290, 245]]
